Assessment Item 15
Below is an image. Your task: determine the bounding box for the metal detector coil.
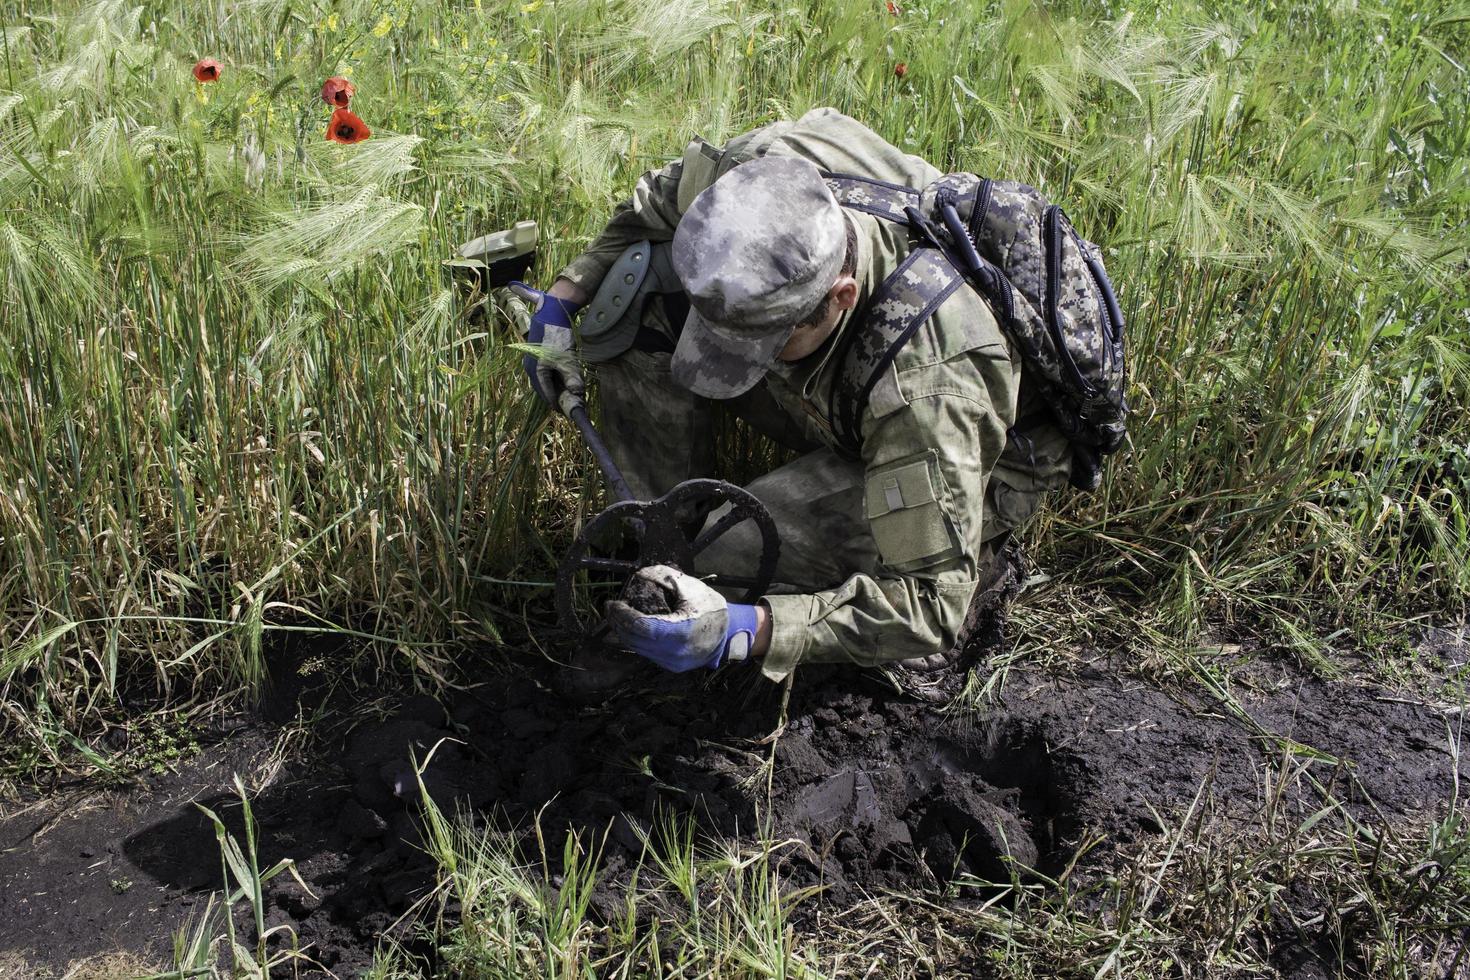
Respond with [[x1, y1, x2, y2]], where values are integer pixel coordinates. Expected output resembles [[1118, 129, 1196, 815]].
[[552, 399, 781, 636]]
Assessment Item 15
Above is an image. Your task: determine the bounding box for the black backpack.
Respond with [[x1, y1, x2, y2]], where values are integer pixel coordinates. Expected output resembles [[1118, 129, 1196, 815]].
[[823, 171, 1128, 491]]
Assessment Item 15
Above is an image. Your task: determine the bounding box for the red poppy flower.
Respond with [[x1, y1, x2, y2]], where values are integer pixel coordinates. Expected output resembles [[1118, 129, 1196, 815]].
[[325, 107, 371, 144], [886, 1, 900, 13], [894, 61, 908, 78], [321, 76, 355, 108], [193, 58, 222, 83]]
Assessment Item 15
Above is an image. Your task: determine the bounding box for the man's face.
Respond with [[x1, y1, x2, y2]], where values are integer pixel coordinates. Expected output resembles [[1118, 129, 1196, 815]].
[[777, 274, 860, 362]]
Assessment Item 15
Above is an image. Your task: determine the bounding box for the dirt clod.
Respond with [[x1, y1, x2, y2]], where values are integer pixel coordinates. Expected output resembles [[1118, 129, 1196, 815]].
[[620, 573, 674, 614]]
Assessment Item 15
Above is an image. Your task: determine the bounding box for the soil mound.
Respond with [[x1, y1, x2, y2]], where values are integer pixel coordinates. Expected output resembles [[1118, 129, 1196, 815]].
[[1, 645, 1465, 975]]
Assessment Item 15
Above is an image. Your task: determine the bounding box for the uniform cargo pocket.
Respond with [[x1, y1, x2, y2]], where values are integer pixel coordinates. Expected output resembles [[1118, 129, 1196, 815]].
[[864, 455, 962, 572]]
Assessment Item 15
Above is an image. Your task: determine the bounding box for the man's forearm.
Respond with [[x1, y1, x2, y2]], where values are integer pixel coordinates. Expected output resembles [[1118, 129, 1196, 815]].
[[548, 278, 589, 307], [556, 156, 688, 294], [751, 601, 773, 660], [756, 571, 975, 681]]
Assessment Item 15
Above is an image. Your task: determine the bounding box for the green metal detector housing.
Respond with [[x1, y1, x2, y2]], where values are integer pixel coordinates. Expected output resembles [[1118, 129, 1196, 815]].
[[447, 220, 539, 288]]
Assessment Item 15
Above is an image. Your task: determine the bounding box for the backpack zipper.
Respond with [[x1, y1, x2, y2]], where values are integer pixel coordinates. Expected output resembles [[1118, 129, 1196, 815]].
[[1043, 206, 1096, 397], [1085, 266, 1114, 376], [970, 178, 994, 243], [1084, 250, 1125, 350], [929, 188, 1021, 346]]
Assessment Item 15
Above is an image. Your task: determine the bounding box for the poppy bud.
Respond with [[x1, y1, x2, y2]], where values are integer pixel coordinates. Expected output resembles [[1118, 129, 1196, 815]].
[[193, 59, 222, 83], [321, 76, 355, 108]]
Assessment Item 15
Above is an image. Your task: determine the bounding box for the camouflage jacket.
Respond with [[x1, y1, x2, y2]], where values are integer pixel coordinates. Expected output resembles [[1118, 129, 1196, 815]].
[[560, 108, 1021, 678]]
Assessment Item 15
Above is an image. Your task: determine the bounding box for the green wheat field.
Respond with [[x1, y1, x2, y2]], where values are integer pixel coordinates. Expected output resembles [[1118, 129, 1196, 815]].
[[0, 0, 1467, 975]]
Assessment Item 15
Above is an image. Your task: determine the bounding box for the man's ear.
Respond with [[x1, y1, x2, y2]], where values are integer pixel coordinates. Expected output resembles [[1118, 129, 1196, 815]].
[[832, 275, 860, 312]]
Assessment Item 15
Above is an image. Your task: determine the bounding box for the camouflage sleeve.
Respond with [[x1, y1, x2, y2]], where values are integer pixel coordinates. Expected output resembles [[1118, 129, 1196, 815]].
[[758, 345, 1015, 681], [558, 122, 792, 293], [557, 156, 688, 293]]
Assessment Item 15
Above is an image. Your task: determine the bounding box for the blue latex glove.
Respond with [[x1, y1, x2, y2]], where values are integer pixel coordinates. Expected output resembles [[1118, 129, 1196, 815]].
[[508, 281, 584, 410], [605, 565, 760, 673]]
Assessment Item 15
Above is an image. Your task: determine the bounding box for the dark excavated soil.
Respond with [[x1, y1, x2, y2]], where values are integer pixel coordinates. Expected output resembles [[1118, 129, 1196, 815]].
[[1, 633, 1467, 977]]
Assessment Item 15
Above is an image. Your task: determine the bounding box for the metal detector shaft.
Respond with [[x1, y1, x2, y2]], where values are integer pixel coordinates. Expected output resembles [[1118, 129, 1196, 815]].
[[560, 393, 635, 504], [559, 393, 634, 642]]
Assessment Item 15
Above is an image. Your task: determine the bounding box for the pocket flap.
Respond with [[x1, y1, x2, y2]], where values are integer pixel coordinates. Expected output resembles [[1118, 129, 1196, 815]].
[[863, 455, 960, 571], [865, 458, 937, 519]]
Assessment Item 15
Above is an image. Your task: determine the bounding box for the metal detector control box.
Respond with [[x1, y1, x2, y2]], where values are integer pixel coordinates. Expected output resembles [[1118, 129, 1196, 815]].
[[448, 220, 539, 287]]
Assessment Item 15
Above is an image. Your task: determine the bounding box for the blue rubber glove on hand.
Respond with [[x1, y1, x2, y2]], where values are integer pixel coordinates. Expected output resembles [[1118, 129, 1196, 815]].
[[605, 565, 759, 673], [508, 281, 584, 410]]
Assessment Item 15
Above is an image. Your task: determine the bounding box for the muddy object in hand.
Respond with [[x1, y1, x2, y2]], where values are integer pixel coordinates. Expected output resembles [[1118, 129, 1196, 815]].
[[620, 573, 675, 614]]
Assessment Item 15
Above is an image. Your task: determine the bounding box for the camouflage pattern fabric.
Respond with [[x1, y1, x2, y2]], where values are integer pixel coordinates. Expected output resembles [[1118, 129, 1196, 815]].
[[597, 348, 715, 503], [820, 172, 916, 223], [594, 290, 823, 503], [930, 176, 1128, 463], [694, 450, 873, 598], [669, 156, 848, 400], [984, 381, 1076, 540], [673, 157, 846, 332], [562, 108, 1074, 679], [598, 342, 1032, 676], [827, 248, 965, 454], [558, 108, 940, 295], [824, 172, 1129, 490]]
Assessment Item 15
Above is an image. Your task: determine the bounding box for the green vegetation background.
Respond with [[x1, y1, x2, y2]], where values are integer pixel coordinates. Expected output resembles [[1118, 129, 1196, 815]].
[[0, 0, 1466, 757]]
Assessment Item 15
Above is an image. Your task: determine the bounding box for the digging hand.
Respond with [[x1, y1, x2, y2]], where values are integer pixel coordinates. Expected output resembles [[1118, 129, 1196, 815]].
[[604, 565, 759, 672], [508, 281, 584, 412]]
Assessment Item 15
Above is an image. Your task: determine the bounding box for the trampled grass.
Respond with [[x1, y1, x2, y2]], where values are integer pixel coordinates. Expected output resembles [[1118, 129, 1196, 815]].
[[0, 0, 1466, 831]]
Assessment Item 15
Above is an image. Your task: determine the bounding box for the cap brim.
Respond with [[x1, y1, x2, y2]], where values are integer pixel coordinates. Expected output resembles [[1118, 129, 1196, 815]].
[[671, 308, 793, 399]]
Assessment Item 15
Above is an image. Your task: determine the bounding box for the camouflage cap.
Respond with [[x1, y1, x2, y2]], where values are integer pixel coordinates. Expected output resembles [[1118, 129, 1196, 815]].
[[671, 156, 846, 399]]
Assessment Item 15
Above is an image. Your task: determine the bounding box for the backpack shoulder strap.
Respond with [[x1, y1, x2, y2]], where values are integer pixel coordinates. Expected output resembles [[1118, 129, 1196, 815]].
[[829, 247, 965, 454], [821, 172, 919, 224]]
